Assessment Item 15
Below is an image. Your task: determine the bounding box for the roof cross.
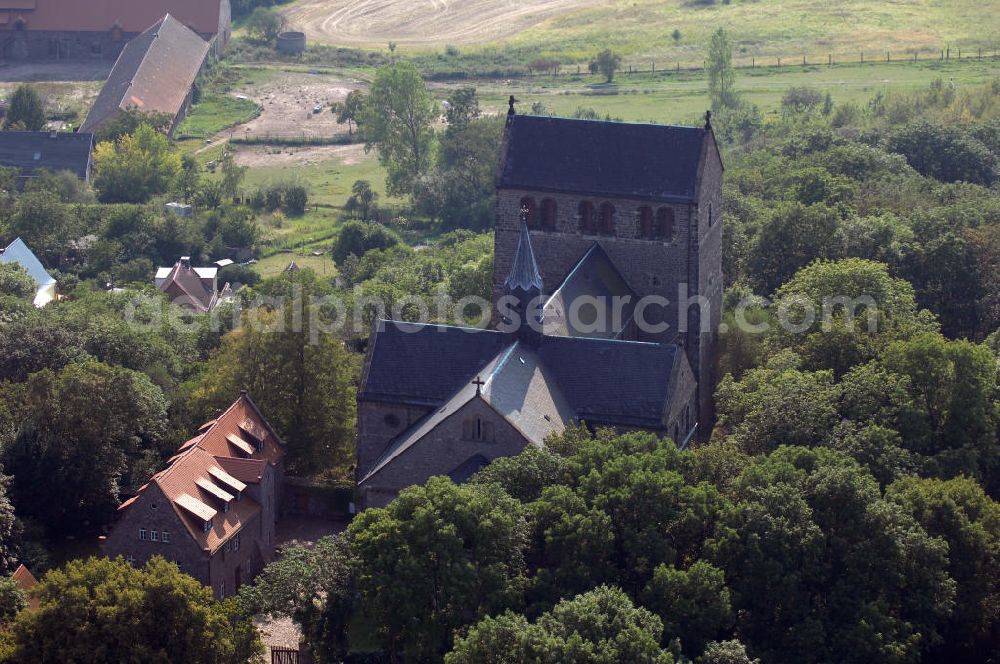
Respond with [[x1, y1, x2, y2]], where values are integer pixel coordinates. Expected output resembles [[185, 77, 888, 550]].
[[472, 376, 485, 396]]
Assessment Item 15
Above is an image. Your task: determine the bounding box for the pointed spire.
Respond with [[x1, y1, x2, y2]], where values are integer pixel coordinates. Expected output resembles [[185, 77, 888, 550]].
[[504, 222, 543, 294]]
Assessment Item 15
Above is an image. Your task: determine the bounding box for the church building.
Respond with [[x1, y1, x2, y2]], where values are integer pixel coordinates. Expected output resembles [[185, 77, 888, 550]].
[[356, 110, 723, 509]]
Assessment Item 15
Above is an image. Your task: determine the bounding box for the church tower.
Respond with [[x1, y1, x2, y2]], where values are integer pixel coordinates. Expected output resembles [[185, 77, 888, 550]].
[[491, 111, 723, 440]]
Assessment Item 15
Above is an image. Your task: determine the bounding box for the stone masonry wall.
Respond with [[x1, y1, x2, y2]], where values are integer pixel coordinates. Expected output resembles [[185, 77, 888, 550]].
[[101, 483, 211, 585], [356, 400, 434, 480], [360, 398, 531, 508], [493, 188, 694, 341]]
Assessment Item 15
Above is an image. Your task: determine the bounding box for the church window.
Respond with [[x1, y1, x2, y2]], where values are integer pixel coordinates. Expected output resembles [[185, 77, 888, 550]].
[[578, 201, 596, 233], [639, 206, 654, 238], [656, 207, 676, 242], [463, 417, 494, 442], [599, 203, 616, 235], [519, 197, 536, 226], [384, 413, 401, 428], [541, 198, 557, 230]]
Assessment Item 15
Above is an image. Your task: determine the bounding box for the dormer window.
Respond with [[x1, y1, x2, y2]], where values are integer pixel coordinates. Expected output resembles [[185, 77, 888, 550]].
[[203, 519, 212, 533]]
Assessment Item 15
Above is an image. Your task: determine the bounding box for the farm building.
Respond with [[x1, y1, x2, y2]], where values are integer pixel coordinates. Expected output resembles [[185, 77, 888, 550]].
[[0, 0, 230, 61], [0, 237, 56, 307], [0, 130, 93, 184], [80, 14, 210, 136]]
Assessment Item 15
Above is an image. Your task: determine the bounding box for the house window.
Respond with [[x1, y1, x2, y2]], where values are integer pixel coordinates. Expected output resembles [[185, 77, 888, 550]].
[[519, 197, 536, 227], [139, 528, 146, 541], [150, 530, 159, 542], [599, 203, 615, 235], [203, 520, 212, 533], [234, 533, 240, 552], [579, 201, 596, 233], [638, 206, 654, 238], [162, 530, 170, 544], [656, 208, 676, 242], [540, 198, 557, 230]]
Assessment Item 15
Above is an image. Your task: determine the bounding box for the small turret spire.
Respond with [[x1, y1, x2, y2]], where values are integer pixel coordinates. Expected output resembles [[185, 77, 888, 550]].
[[504, 222, 543, 293]]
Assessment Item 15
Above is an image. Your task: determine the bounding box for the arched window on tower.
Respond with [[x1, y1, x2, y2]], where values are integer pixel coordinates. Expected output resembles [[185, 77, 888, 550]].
[[599, 202, 615, 235], [638, 206, 654, 238], [541, 198, 557, 230], [656, 207, 676, 242], [519, 197, 536, 227], [579, 201, 596, 233]]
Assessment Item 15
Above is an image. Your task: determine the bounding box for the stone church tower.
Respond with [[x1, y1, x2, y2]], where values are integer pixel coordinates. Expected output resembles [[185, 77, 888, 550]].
[[492, 111, 723, 439]]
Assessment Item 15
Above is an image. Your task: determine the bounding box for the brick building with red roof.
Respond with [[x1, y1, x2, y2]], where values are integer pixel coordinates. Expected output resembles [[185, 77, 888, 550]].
[[0, 0, 230, 61], [101, 393, 285, 599]]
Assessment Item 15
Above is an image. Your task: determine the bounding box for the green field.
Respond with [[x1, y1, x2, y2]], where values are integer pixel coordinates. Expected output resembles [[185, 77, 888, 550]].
[[174, 94, 261, 140], [466, 58, 1000, 125], [510, 0, 1000, 63]]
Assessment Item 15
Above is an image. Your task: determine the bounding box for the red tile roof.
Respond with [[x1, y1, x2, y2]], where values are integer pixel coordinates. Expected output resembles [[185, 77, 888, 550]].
[[0, 0, 227, 36], [116, 393, 284, 554], [12, 564, 39, 611]]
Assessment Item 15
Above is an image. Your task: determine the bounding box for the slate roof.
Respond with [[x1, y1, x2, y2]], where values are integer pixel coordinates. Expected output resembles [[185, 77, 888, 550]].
[[499, 114, 710, 203], [360, 321, 510, 407], [361, 341, 577, 484], [80, 14, 210, 134], [505, 222, 543, 293], [0, 131, 93, 180], [543, 243, 637, 339], [362, 321, 681, 432]]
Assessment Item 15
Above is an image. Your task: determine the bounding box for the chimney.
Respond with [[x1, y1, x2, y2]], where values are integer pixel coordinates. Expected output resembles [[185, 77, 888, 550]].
[[180, 256, 191, 269]]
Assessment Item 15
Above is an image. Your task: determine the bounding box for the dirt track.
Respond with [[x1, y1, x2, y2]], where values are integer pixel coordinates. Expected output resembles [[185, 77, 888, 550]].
[[283, 0, 599, 47]]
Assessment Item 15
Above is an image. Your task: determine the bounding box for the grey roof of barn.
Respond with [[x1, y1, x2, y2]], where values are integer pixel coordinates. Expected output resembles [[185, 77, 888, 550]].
[[80, 14, 210, 134], [498, 114, 717, 203], [0, 131, 93, 180]]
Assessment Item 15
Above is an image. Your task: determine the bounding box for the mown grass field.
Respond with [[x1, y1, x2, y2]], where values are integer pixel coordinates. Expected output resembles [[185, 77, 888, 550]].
[[173, 95, 261, 140], [281, 0, 1000, 66]]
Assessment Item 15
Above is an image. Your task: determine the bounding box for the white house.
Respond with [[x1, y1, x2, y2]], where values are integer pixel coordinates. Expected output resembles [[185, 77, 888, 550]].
[[0, 237, 56, 307]]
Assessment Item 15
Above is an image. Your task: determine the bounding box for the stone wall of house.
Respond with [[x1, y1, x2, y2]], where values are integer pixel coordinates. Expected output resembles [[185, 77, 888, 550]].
[[492, 188, 694, 341], [101, 484, 211, 585], [0, 30, 133, 61], [208, 510, 260, 599], [356, 400, 434, 479], [243, 465, 277, 561], [359, 398, 532, 509]]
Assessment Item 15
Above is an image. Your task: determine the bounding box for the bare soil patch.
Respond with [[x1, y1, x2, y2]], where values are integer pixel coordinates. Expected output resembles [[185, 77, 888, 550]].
[[225, 70, 362, 140], [283, 0, 601, 47], [232, 142, 366, 169]]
